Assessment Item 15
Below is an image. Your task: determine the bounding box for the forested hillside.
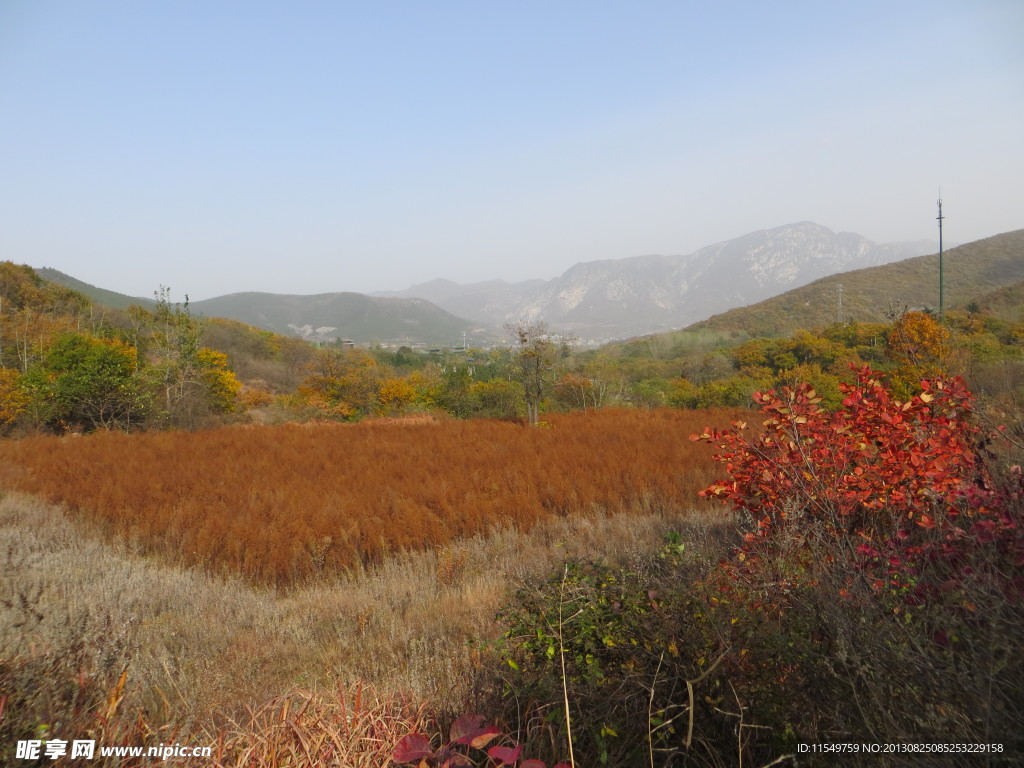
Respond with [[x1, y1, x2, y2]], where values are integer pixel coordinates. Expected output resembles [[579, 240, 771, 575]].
[[0, 267, 241, 432], [690, 228, 1024, 334]]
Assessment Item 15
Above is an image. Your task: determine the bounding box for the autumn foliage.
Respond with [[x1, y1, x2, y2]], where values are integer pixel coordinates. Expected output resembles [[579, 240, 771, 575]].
[[392, 715, 570, 768], [694, 367, 1022, 589], [696, 366, 991, 534], [0, 407, 743, 586], [687, 367, 1024, 752]]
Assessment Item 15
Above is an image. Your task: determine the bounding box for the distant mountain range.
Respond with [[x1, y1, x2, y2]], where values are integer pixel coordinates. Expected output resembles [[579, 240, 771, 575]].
[[38, 221, 952, 344], [376, 222, 937, 339]]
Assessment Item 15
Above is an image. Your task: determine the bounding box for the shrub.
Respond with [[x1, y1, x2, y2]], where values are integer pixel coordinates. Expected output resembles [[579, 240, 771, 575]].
[[496, 369, 1023, 766], [692, 366, 1024, 756], [692, 366, 1020, 599], [495, 531, 738, 768]]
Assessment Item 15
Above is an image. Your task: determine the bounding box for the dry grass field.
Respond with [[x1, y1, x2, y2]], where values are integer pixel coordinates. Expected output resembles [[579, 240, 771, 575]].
[[0, 494, 731, 765], [0, 408, 742, 765], [0, 408, 745, 586]]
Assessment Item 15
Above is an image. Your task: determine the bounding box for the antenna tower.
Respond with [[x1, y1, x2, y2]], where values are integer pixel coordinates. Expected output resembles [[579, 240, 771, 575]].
[[837, 283, 844, 324], [937, 196, 945, 320]]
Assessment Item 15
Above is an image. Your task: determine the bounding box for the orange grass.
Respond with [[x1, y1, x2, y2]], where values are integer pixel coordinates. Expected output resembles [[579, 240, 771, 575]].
[[0, 407, 746, 586]]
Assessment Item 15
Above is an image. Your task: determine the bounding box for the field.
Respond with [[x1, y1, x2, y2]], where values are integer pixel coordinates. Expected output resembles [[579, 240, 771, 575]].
[[0, 408, 744, 586], [0, 408, 743, 765], [4, 400, 1020, 766]]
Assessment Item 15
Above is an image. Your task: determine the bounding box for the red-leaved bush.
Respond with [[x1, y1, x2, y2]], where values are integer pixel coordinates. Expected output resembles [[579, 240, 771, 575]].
[[473, 369, 1022, 765], [392, 714, 569, 768], [684, 367, 1024, 755], [692, 366, 1023, 604]]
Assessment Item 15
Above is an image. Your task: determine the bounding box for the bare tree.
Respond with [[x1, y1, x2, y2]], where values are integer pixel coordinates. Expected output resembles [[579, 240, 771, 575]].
[[505, 321, 558, 426]]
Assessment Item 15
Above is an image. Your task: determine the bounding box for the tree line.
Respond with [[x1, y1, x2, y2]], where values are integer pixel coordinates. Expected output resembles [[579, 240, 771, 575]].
[[1, 260, 1021, 435]]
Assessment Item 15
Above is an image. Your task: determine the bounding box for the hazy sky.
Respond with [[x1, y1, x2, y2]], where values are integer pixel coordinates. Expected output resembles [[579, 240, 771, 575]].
[[1, 1, 1021, 301]]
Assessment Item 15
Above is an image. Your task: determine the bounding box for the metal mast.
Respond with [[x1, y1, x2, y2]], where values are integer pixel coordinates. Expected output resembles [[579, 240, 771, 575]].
[[937, 197, 945, 320]]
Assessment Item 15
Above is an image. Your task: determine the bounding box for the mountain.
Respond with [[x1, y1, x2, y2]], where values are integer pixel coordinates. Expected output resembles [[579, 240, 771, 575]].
[[34, 221, 952, 345], [35, 267, 155, 309], [381, 223, 935, 340], [374, 277, 547, 325], [688, 228, 1024, 335], [188, 291, 486, 346], [34, 268, 488, 346]]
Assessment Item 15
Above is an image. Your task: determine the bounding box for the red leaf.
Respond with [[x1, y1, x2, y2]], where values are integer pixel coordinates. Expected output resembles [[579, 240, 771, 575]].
[[393, 734, 433, 763], [466, 726, 502, 749], [450, 714, 483, 742], [488, 744, 523, 765], [521, 761, 548, 768], [449, 714, 502, 748]]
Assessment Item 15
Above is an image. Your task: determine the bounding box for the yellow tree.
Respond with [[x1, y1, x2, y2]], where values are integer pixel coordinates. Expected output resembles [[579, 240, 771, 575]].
[[886, 310, 950, 397], [0, 368, 28, 427], [554, 372, 597, 410], [376, 376, 418, 415], [197, 347, 242, 412]]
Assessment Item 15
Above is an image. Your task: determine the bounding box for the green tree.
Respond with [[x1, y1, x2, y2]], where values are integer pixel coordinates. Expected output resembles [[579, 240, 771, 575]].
[[469, 378, 522, 419], [131, 288, 244, 427], [435, 363, 474, 418], [23, 333, 148, 431], [630, 378, 672, 409]]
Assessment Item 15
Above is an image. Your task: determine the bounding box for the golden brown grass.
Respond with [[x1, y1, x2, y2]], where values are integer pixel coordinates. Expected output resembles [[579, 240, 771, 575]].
[[0, 407, 744, 586]]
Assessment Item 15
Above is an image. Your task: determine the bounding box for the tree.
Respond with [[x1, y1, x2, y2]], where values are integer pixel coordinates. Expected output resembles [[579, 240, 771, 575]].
[[376, 376, 418, 415], [131, 288, 243, 427], [553, 372, 596, 411], [22, 333, 147, 431], [296, 347, 384, 419], [886, 310, 951, 398], [196, 347, 242, 413], [435, 364, 473, 418], [132, 287, 204, 426], [886, 310, 949, 368], [506, 321, 560, 425], [0, 368, 28, 427], [469, 378, 522, 419]]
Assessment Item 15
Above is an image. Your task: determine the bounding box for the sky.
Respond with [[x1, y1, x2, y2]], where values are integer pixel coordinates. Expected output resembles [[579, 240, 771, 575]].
[[1, 1, 1022, 301]]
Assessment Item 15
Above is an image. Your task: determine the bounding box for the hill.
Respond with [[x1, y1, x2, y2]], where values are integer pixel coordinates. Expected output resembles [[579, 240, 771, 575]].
[[373, 277, 546, 329], [189, 291, 488, 346], [34, 267, 483, 346], [35, 267, 156, 309], [968, 279, 1024, 323], [688, 228, 1024, 335]]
